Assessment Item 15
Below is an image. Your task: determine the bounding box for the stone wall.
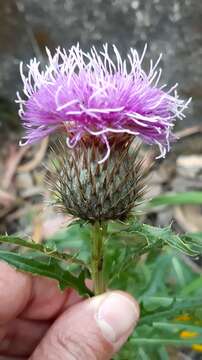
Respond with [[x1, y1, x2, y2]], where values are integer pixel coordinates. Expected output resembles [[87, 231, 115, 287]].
[[0, 0, 201, 128]]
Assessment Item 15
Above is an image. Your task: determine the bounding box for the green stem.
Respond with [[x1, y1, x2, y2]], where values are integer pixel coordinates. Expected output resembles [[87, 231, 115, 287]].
[[90, 221, 107, 295]]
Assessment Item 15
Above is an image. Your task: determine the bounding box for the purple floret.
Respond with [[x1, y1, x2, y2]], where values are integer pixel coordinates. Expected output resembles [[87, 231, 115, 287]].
[[16, 44, 191, 162]]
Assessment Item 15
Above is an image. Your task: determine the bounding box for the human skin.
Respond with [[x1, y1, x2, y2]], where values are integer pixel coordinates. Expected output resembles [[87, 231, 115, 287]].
[[0, 262, 139, 360]]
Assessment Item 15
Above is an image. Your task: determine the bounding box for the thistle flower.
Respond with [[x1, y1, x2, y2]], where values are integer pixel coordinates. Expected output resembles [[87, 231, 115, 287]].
[[15, 45, 192, 299], [16, 44, 191, 162], [17, 44, 190, 222]]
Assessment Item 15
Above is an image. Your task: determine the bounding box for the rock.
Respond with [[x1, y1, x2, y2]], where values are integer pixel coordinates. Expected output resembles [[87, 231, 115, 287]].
[[16, 172, 33, 190], [174, 205, 202, 232], [0, 0, 201, 130], [177, 155, 202, 178]]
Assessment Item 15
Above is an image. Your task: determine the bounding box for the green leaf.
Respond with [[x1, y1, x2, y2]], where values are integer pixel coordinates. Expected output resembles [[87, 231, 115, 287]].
[[157, 347, 169, 360], [180, 276, 202, 296], [0, 250, 93, 297], [109, 219, 202, 257], [139, 297, 202, 325], [148, 191, 202, 207], [0, 235, 87, 268], [130, 223, 202, 256], [46, 224, 91, 264], [142, 297, 174, 312], [137, 347, 151, 360], [180, 233, 202, 254], [131, 337, 202, 346], [153, 322, 202, 335]]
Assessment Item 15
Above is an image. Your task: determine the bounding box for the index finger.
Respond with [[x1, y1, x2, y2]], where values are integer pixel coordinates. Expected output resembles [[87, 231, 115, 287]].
[[0, 262, 81, 324], [0, 262, 31, 324]]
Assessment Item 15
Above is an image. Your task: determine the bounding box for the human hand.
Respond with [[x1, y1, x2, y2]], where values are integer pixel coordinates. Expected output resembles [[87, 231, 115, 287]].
[[0, 262, 139, 360]]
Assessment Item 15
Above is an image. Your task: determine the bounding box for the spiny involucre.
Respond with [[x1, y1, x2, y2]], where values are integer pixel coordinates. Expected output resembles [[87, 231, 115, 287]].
[[48, 137, 149, 221], [16, 43, 191, 162]]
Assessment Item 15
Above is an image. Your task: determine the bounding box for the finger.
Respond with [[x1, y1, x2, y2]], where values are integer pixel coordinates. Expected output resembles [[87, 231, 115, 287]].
[[30, 291, 139, 360], [0, 262, 81, 323], [0, 357, 26, 360], [0, 262, 32, 324], [0, 318, 49, 357], [21, 277, 69, 320]]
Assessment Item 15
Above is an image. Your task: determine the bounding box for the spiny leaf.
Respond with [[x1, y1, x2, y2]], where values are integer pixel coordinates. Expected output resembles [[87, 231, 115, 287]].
[[181, 232, 202, 254], [0, 250, 93, 297], [0, 235, 87, 268], [142, 224, 202, 256], [118, 221, 202, 256]]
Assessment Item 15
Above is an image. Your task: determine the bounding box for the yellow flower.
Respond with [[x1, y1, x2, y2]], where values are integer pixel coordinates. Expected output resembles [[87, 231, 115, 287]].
[[175, 314, 191, 322], [176, 316, 202, 352], [192, 344, 202, 352], [180, 331, 198, 339]]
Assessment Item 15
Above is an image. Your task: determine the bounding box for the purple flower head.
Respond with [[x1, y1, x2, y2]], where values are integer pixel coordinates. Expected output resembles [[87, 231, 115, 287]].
[[16, 44, 191, 162]]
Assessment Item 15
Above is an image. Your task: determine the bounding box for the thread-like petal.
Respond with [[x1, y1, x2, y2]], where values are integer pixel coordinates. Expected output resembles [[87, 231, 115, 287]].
[[16, 44, 191, 158]]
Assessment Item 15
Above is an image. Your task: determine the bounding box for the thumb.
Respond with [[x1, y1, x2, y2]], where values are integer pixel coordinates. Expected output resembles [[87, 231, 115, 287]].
[[30, 291, 139, 360]]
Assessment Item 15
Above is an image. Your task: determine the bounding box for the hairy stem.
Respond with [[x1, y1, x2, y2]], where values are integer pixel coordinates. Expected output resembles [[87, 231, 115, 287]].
[[90, 221, 107, 295]]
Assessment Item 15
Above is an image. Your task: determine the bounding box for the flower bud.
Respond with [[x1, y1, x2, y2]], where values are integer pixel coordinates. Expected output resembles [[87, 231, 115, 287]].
[[48, 136, 149, 222]]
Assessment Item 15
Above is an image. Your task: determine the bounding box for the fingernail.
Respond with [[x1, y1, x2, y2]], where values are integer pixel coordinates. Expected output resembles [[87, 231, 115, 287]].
[[95, 293, 139, 343]]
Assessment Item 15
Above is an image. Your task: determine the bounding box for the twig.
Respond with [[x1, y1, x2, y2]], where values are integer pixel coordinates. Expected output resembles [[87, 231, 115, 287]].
[[18, 137, 49, 172], [2, 145, 29, 189], [175, 125, 202, 139]]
